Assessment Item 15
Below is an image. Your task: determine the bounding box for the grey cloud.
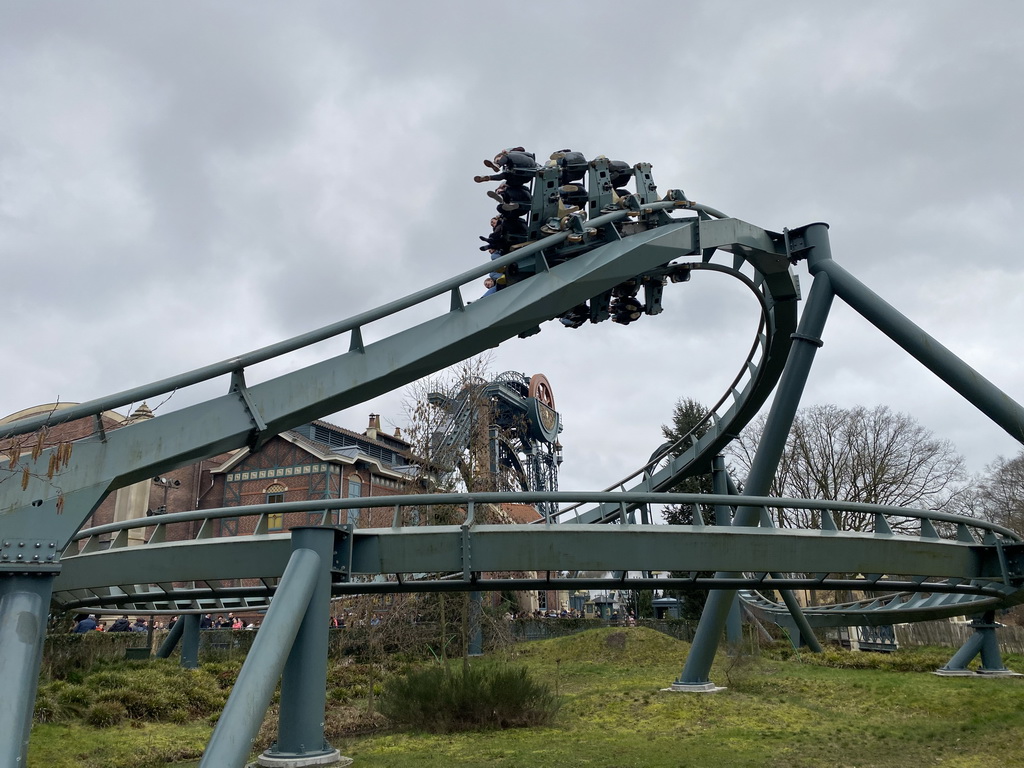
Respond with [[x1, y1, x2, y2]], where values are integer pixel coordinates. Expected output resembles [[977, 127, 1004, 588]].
[[2, 0, 1022, 493]]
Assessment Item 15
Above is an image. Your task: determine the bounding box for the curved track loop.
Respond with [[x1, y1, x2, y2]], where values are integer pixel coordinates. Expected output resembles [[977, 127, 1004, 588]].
[[53, 492, 1024, 624], [557, 259, 792, 524]]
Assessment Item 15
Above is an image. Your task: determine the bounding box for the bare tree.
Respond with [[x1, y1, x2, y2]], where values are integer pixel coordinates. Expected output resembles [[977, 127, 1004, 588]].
[[399, 356, 499, 494], [729, 404, 969, 532], [976, 451, 1024, 536], [1, 423, 75, 511]]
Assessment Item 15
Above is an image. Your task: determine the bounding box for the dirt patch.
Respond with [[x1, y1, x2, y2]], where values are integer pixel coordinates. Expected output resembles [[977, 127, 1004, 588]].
[[605, 632, 627, 651]]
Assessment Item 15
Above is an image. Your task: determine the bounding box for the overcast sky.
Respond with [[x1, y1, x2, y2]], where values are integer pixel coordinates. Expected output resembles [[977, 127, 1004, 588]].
[[3, 1, 1022, 496]]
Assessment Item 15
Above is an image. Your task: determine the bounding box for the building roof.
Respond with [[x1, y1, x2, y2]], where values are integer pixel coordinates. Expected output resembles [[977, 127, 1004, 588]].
[[212, 422, 419, 482], [309, 418, 411, 451], [499, 503, 544, 524]]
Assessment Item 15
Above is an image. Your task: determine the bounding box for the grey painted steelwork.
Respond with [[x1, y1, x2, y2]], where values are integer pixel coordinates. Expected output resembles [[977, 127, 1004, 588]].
[[2, 153, 1023, 760], [155, 614, 184, 658], [0, 214, 700, 553], [50, 491, 1023, 615], [564, 231, 801, 526], [201, 545, 321, 768], [181, 613, 200, 669], [267, 527, 340, 765], [809, 255, 1024, 445], [0, 196, 725, 763], [0, 573, 54, 767], [711, 456, 742, 644], [681, 229, 836, 684], [936, 612, 1018, 676]]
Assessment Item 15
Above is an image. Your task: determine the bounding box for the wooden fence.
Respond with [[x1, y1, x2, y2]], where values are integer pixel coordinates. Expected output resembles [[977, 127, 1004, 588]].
[[896, 620, 1024, 653]]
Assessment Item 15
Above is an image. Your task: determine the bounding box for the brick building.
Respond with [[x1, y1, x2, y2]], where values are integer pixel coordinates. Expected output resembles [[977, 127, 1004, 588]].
[[1, 405, 420, 544], [2, 404, 565, 612], [0, 402, 170, 547], [197, 415, 419, 535]]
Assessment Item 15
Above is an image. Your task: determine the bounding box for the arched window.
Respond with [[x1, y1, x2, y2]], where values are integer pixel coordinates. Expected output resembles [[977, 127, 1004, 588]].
[[266, 483, 287, 530]]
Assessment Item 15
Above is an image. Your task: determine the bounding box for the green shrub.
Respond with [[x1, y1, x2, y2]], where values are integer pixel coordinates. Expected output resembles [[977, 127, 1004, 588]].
[[84, 670, 131, 691], [84, 700, 126, 727], [33, 693, 61, 724], [34, 658, 230, 726], [763, 643, 958, 673], [34, 679, 90, 723], [202, 661, 241, 690], [56, 683, 91, 709], [380, 663, 560, 732]]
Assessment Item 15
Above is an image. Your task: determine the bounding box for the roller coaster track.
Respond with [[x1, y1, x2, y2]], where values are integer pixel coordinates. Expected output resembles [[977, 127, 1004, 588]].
[[5, 172, 1024, 764], [555, 256, 791, 525], [3, 201, 1022, 630], [51, 491, 1024, 621]]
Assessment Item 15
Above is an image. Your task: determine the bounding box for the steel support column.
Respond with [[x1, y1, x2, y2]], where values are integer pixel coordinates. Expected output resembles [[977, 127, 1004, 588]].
[[0, 571, 57, 768], [936, 611, 1020, 677], [676, 223, 836, 688], [181, 613, 201, 669], [201, 546, 321, 768], [712, 456, 741, 644], [156, 615, 185, 658], [810, 256, 1024, 444], [262, 527, 342, 767], [469, 590, 484, 656]]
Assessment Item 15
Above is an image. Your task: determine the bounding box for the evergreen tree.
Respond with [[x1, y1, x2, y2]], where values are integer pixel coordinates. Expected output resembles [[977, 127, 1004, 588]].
[[660, 397, 714, 620]]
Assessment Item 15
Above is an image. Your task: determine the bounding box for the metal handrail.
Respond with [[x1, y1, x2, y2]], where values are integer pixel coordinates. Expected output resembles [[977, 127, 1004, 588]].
[[67, 489, 1022, 546], [1, 201, 725, 440]]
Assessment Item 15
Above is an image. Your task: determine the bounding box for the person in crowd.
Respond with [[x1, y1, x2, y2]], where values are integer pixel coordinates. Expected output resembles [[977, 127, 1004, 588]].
[[109, 615, 132, 632], [200, 613, 213, 629], [131, 618, 147, 632], [74, 614, 98, 633]]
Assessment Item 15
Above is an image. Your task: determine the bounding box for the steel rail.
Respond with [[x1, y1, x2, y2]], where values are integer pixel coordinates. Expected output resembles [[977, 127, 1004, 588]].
[[53, 490, 1024, 626], [64, 491, 1023, 545], [0, 201, 723, 441]]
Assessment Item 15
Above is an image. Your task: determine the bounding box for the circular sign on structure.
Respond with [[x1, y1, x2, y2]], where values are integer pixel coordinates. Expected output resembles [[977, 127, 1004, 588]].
[[528, 374, 555, 411], [526, 373, 559, 443]]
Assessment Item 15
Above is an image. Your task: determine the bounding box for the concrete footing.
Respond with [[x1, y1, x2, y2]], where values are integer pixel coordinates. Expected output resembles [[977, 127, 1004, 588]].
[[933, 668, 1023, 678], [254, 748, 350, 767], [662, 681, 727, 693]]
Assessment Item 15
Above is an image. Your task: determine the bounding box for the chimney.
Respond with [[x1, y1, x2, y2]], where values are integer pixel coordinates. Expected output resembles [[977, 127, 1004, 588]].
[[393, 427, 402, 439], [366, 413, 381, 440]]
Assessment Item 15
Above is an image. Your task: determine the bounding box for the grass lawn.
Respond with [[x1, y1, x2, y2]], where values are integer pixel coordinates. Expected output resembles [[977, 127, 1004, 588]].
[[28, 627, 1024, 768]]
